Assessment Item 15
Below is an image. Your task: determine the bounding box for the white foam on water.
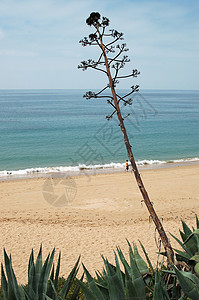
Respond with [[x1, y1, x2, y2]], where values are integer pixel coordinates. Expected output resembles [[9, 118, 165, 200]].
[[0, 157, 199, 178]]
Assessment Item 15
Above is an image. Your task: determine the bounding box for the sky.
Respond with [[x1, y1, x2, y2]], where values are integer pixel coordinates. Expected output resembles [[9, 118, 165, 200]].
[[0, 0, 199, 90]]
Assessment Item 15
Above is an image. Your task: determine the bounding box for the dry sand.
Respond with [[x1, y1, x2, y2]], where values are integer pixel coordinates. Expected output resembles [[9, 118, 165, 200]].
[[0, 164, 199, 283]]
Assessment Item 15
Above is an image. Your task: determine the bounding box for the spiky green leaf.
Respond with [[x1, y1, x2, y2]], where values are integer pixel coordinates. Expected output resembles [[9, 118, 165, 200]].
[[174, 266, 199, 300], [60, 255, 80, 298], [170, 232, 192, 257], [38, 249, 55, 300], [116, 246, 131, 277], [1, 263, 8, 300], [153, 270, 164, 300], [180, 230, 198, 254], [102, 257, 125, 300], [129, 247, 146, 299], [70, 274, 84, 300], [82, 264, 105, 300], [182, 220, 193, 236], [114, 250, 125, 293], [196, 215, 199, 229], [139, 241, 154, 274], [34, 244, 43, 294], [124, 266, 137, 300], [133, 244, 149, 274], [54, 252, 61, 290], [77, 280, 97, 300]]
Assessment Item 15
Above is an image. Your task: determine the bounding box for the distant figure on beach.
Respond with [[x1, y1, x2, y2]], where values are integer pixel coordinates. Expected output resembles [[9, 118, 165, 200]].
[[125, 160, 129, 171]]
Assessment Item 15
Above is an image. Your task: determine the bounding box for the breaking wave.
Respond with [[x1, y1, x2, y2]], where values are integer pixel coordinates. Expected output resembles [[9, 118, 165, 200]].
[[0, 157, 199, 179]]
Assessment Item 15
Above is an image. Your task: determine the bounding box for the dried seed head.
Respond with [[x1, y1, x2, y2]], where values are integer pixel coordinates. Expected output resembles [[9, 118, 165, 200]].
[[86, 12, 101, 26]]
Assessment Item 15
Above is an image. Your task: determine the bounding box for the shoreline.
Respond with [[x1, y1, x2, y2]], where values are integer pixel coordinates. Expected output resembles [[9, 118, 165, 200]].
[[0, 159, 199, 182]]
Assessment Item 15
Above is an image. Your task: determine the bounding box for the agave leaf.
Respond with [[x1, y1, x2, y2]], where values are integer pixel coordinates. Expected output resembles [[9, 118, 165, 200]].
[[174, 248, 191, 262], [34, 245, 43, 294], [82, 264, 105, 300], [50, 264, 54, 283], [3, 250, 21, 300], [182, 220, 193, 236], [95, 271, 109, 296], [28, 249, 34, 280], [1, 263, 8, 300], [116, 246, 130, 277], [101, 256, 114, 277], [124, 266, 137, 300], [139, 241, 154, 274], [70, 273, 84, 300], [18, 285, 27, 300], [181, 269, 199, 285], [114, 250, 125, 293], [171, 276, 178, 300], [196, 215, 199, 229], [47, 253, 61, 300], [95, 271, 106, 287], [54, 251, 61, 290], [28, 261, 35, 296], [38, 253, 50, 300], [107, 270, 125, 300], [183, 229, 199, 245], [178, 295, 188, 300], [39, 249, 55, 300], [44, 295, 53, 300], [46, 264, 55, 298], [158, 273, 170, 300], [77, 279, 97, 300], [190, 254, 199, 263], [152, 270, 165, 300], [9, 259, 21, 300], [133, 244, 149, 274], [60, 255, 80, 298], [102, 257, 125, 300], [180, 230, 187, 243], [129, 248, 146, 299], [160, 269, 175, 275], [196, 234, 199, 252], [194, 263, 199, 277], [170, 232, 192, 257], [21, 285, 34, 300], [171, 275, 185, 300], [101, 267, 107, 280], [4, 249, 12, 285], [48, 280, 59, 300], [174, 266, 199, 300], [180, 231, 198, 255], [43, 249, 55, 299], [95, 283, 109, 298]]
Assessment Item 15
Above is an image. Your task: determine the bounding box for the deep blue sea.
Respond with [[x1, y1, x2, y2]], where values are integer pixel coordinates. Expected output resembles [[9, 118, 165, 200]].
[[0, 89, 198, 177]]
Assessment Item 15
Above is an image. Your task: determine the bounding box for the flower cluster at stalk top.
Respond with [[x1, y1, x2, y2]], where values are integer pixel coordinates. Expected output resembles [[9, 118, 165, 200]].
[[86, 12, 109, 27]]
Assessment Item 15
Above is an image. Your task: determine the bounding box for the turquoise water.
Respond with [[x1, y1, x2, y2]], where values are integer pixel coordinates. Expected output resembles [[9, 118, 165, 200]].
[[0, 89, 198, 176]]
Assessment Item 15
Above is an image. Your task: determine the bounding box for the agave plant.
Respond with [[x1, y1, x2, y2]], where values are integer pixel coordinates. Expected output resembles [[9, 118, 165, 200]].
[[169, 215, 199, 272], [77, 240, 173, 300], [0, 246, 81, 300], [173, 265, 199, 300], [156, 215, 199, 299]]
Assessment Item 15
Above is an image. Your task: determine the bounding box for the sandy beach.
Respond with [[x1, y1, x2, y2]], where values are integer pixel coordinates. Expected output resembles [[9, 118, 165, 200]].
[[0, 163, 199, 283]]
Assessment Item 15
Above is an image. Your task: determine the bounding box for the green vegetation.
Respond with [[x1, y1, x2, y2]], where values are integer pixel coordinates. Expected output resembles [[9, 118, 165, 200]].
[[0, 246, 82, 300], [1, 217, 199, 299]]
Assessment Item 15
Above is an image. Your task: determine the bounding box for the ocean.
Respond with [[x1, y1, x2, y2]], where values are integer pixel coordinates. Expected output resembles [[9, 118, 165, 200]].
[[0, 89, 198, 178]]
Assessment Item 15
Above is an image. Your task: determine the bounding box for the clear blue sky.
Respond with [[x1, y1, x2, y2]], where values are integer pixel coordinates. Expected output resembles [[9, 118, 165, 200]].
[[0, 0, 198, 90]]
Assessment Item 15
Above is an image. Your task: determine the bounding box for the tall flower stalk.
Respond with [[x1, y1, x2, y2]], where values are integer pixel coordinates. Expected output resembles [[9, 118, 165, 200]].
[[78, 12, 174, 264]]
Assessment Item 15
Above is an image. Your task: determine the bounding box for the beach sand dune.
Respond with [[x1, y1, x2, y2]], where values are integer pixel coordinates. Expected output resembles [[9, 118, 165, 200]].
[[0, 164, 199, 283]]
